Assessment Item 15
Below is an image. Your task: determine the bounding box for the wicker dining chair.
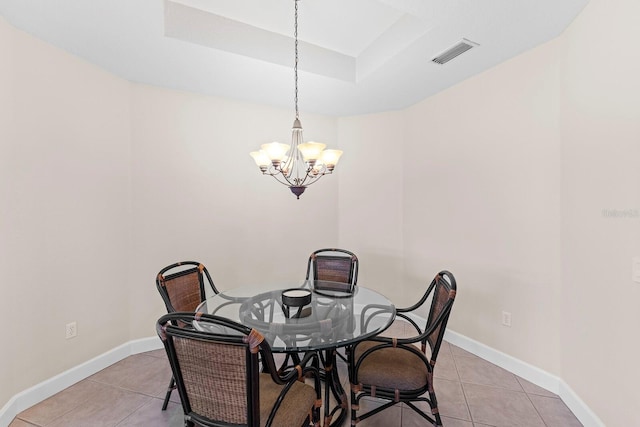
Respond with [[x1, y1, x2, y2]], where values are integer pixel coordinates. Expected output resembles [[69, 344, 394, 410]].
[[348, 271, 457, 426], [273, 248, 360, 373], [156, 261, 219, 410], [157, 312, 322, 427], [306, 248, 359, 292]]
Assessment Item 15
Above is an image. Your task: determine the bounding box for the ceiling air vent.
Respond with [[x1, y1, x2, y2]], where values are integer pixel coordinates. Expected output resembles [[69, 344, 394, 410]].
[[432, 39, 478, 65]]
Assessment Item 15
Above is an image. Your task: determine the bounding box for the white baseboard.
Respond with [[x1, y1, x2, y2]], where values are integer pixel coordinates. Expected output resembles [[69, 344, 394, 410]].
[[444, 329, 562, 394], [0, 337, 162, 427], [557, 380, 607, 427], [444, 329, 605, 427], [1, 331, 605, 427]]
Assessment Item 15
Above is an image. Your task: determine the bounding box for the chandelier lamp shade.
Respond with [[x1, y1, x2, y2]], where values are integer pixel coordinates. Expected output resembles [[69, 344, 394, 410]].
[[249, 0, 343, 199]]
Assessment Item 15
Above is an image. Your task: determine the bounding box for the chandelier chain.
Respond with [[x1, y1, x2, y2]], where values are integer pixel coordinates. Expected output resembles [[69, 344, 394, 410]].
[[294, 0, 299, 120]]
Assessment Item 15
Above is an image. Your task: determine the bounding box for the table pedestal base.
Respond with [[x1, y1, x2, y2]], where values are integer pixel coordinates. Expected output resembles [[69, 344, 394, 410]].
[[320, 348, 348, 427]]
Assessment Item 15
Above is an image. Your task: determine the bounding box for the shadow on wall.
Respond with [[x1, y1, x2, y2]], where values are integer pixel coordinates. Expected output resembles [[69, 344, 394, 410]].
[[355, 250, 407, 305]]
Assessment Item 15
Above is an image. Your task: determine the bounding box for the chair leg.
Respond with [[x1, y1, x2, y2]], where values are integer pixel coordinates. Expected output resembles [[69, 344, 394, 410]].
[[162, 376, 175, 410], [350, 387, 358, 424], [428, 390, 442, 426]]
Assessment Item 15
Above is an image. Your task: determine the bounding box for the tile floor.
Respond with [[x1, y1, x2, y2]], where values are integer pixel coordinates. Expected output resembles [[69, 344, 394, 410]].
[[10, 321, 582, 427]]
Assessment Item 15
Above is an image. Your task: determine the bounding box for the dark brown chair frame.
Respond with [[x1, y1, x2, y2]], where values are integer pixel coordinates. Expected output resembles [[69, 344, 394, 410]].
[[155, 261, 219, 410], [157, 312, 322, 427], [306, 248, 359, 292], [348, 270, 457, 426], [156, 261, 219, 314], [276, 248, 360, 374]]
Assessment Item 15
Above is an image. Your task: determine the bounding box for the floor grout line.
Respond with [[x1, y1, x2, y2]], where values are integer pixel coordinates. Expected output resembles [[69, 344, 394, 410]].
[[11, 332, 582, 427], [450, 342, 475, 426]]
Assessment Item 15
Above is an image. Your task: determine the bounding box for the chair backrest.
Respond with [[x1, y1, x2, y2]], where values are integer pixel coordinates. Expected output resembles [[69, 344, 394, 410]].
[[157, 312, 263, 426], [306, 248, 359, 291], [156, 261, 218, 313], [422, 270, 457, 362]]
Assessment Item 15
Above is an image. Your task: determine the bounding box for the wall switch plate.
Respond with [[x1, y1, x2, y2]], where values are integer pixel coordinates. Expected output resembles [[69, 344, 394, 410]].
[[633, 257, 640, 283]]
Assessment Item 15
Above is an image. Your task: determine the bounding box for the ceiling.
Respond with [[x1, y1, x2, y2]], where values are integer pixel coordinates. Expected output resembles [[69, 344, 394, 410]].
[[0, 0, 589, 116]]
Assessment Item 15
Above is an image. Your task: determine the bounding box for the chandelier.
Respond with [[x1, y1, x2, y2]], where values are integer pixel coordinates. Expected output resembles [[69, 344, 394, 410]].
[[249, 0, 343, 199]]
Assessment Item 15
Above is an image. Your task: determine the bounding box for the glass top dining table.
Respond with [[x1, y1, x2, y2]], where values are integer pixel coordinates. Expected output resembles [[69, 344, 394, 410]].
[[196, 280, 395, 426], [195, 279, 396, 353]]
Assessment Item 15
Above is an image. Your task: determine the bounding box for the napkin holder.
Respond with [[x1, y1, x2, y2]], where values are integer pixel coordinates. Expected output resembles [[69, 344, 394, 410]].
[[281, 288, 312, 318]]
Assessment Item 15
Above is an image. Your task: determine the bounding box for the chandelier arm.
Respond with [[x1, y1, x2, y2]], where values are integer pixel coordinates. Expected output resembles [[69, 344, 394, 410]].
[[299, 174, 321, 187], [268, 173, 295, 187], [262, 161, 330, 189], [264, 163, 296, 185], [299, 169, 325, 186], [267, 171, 297, 187]]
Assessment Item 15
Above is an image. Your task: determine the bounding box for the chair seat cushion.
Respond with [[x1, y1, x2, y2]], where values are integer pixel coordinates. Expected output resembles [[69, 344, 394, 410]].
[[259, 373, 316, 427], [355, 340, 429, 392]]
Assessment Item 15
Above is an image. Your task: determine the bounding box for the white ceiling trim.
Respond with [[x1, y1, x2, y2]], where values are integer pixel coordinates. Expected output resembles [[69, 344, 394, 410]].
[[165, 1, 355, 82], [0, 0, 590, 116]]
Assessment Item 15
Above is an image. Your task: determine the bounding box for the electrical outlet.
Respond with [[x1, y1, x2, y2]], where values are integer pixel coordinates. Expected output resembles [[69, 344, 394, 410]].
[[65, 322, 77, 339], [501, 311, 512, 327]]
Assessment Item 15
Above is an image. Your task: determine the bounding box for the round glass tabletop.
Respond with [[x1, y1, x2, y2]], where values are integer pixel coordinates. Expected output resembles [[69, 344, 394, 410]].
[[195, 280, 395, 352]]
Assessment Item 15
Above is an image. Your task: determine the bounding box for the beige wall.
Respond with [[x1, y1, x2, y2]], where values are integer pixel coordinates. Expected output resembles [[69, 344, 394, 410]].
[[0, 14, 14, 407], [0, 18, 132, 406], [405, 35, 564, 374], [337, 112, 405, 298], [0, 15, 340, 408], [560, 0, 640, 425], [128, 84, 340, 338], [340, 33, 564, 373], [337, 0, 639, 424]]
